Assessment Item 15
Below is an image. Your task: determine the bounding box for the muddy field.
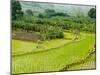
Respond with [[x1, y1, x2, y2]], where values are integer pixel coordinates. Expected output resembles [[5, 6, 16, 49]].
[[12, 32, 40, 42]]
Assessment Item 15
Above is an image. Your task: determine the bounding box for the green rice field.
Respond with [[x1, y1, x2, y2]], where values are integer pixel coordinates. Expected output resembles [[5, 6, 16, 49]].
[[12, 32, 96, 74], [12, 1, 96, 74]]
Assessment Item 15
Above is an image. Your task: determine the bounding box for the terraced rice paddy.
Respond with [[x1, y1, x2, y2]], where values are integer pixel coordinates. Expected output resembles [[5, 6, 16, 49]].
[[12, 32, 96, 74]]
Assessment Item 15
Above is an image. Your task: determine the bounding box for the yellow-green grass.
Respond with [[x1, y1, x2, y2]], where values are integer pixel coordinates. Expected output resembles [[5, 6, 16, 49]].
[[63, 32, 74, 39], [63, 32, 86, 40], [41, 39, 71, 49], [12, 33, 95, 74], [12, 32, 75, 56], [67, 53, 96, 70], [12, 32, 86, 56], [12, 40, 37, 55], [12, 39, 71, 56]]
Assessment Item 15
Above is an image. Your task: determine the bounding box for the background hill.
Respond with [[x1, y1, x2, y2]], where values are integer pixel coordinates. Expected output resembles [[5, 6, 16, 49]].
[[20, 1, 95, 16]]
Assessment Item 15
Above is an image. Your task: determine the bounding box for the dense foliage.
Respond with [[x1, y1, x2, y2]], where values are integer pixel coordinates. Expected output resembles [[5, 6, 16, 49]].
[[12, 0, 23, 20], [25, 9, 34, 16], [12, 1, 96, 40], [38, 9, 69, 18], [88, 8, 96, 18]]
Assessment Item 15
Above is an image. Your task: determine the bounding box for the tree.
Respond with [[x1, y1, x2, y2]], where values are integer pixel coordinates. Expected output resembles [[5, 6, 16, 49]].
[[12, 0, 23, 20], [38, 14, 44, 18], [25, 9, 33, 16], [88, 8, 96, 18], [45, 9, 55, 17]]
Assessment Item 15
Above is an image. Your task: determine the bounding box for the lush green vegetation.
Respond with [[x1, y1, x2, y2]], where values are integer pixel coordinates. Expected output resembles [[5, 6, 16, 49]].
[[12, 0, 96, 40], [12, 33, 95, 74], [12, 15, 96, 40], [12, 0, 96, 74]]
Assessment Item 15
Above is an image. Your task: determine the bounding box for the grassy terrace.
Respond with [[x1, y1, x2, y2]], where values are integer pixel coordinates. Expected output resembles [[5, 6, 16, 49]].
[[12, 32, 76, 56], [12, 33, 95, 74], [12, 32, 86, 56], [12, 39, 71, 56]]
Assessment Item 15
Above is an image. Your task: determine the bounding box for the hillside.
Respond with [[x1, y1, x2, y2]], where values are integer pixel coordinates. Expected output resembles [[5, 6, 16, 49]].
[[20, 1, 95, 16]]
